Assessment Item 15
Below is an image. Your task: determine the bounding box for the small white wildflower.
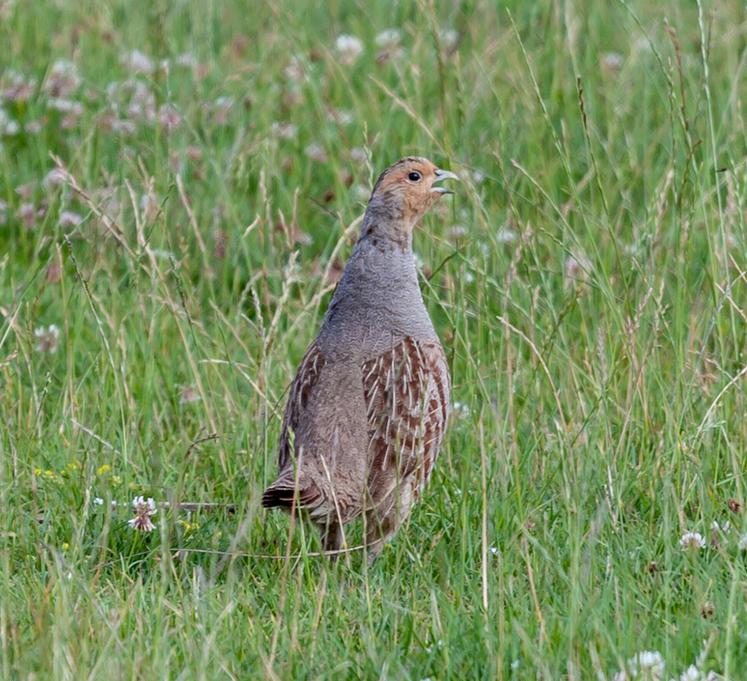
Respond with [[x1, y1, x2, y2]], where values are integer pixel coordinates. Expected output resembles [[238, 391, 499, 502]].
[[496, 228, 517, 244], [680, 531, 705, 551], [511, 659, 520, 670], [157, 104, 182, 131], [109, 118, 136, 135], [602, 52, 624, 71], [375, 28, 402, 48], [284, 55, 306, 82], [175, 52, 197, 68], [448, 225, 468, 240], [335, 34, 364, 65], [452, 402, 470, 418], [34, 324, 60, 353], [327, 108, 353, 126], [349, 147, 368, 163], [128, 495, 157, 532], [93, 497, 104, 506], [304, 143, 328, 163], [1, 70, 36, 102], [352, 183, 370, 201], [179, 386, 201, 405], [440, 29, 459, 51], [678, 665, 702, 681], [270, 121, 297, 140], [44, 59, 81, 97], [0, 107, 20, 135], [120, 49, 155, 74], [489, 546, 499, 556], [47, 98, 84, 116], [210, 96, 233, 125], [738, 533, 747, 551], [59, 211, 82, 229], [711, 520, 730, 533], [18, 202, 39, 228], [613, 650, 665, 681], [43, 168, 67, 190], [472, 169, 485, 184]]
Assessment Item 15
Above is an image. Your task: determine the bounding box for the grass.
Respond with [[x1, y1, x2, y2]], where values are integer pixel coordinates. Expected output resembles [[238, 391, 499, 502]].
[[1, 0, 746, 678]]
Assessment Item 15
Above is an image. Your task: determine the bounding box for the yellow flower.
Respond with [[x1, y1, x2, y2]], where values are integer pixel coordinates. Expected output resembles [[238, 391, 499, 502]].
[[178, 519, 200, 533], [62, 542, 69, 551], [33, 468, 42, 476], [96, 464, 111, 476]]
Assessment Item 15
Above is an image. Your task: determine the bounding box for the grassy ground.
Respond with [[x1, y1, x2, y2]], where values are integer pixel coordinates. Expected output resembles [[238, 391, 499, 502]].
[[1, 0, 746, 678]]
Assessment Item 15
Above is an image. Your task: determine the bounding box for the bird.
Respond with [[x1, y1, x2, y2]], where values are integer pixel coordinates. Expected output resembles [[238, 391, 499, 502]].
[[262, 157, 457, 564]]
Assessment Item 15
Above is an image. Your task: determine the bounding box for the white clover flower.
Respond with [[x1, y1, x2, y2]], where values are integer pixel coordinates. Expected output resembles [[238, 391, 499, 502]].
[[439, 29, 458, 51], [157, 104, 182, 131], [495, 228, 518, 244], [1, 69, 36, 102], [613, 650, 665, 681], [602, 52, 624, 71], [471, 169, 486, 184], [44, 59, 81, 97], [679, 532, 705, 551], [47, 98, 84, 116], [674, 665, 720, 681], [128, 496, 158, 532], [120, 49, 155, 74], [34, 324, 60, 353], [59, 211, 82, 229], [375, 28, 402, 48], [304, 143, 328, 163], [43, 168, 67, 190], [93, 497, 104, 506], [284, 55, 306, 82], [0, 107, 20, 136], [352, 184, 370, 201], [175, 53, 197, 68], [678, 665, 702, 681], [335, 34, 364, 65], [179, 386, 201, 405], [349, 147, 368, 164], [452, 402, 471, 418], [270, 121, 297, 140]]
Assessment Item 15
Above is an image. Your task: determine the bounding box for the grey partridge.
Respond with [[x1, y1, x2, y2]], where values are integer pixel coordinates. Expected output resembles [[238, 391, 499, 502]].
[[262, 157, 457, 564]]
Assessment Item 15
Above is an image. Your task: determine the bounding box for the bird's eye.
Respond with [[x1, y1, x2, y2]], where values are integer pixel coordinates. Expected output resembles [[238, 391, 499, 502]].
[[408, 171, 422, 182]]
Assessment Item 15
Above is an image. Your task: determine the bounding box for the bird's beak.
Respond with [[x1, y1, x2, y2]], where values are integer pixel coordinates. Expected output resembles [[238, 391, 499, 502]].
[[431, 168, 460, 194]]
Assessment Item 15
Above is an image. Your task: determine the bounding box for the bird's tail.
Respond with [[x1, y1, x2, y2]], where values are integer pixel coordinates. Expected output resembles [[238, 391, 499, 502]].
[[262, 472, 323, 511]]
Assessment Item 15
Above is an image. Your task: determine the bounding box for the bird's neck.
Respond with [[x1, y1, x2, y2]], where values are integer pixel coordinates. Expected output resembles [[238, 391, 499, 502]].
[[357, 205, 414, 252]]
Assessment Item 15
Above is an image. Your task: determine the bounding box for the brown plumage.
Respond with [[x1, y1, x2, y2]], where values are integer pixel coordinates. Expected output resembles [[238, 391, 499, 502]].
[[262, 157, 457, 563]]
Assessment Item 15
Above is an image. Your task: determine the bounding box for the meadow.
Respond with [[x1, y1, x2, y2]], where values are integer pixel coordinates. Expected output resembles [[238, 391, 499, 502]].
[[1, 0, 746, 678]]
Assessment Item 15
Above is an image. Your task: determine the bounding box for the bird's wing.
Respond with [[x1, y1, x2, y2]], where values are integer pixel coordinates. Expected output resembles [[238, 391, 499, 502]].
[[361, 337, 450, 503], [277, 342, 326, 471]]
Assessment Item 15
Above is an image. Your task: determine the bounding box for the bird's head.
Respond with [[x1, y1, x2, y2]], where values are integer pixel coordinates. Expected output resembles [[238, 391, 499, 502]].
[[366, 157, 459, 232]]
